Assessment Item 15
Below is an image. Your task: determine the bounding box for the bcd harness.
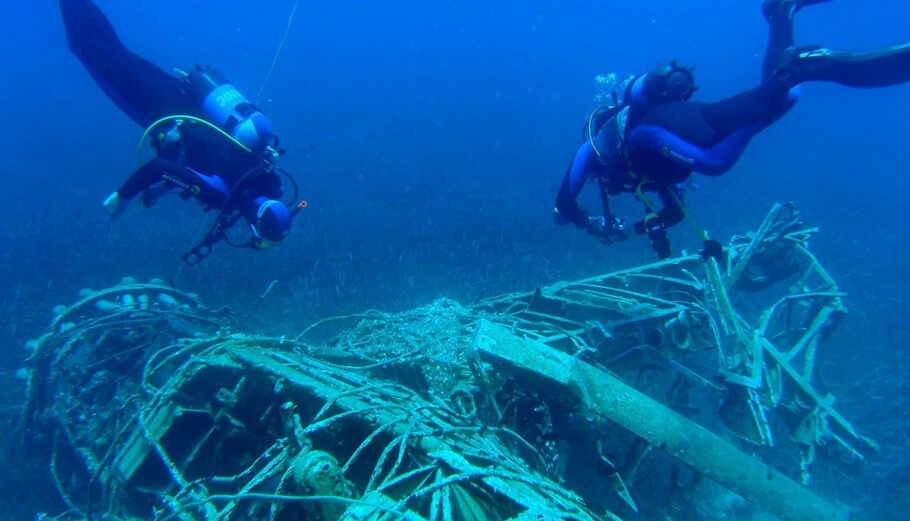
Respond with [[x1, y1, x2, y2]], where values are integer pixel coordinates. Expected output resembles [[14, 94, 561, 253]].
[[584, 103, 723, 262], [139, 115, 304, 266]]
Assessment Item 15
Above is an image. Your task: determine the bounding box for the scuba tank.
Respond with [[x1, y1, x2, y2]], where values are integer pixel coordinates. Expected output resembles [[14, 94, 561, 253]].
[[183, 66, 275, 151], [585, 73, 634, 142]]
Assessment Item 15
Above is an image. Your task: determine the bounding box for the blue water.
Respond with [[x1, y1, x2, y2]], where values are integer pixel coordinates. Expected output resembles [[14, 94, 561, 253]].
[[2, 1, 909, 518]]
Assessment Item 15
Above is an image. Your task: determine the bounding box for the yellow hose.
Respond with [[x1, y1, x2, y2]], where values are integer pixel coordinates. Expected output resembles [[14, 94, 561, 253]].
[[137, 115, 252, 164]]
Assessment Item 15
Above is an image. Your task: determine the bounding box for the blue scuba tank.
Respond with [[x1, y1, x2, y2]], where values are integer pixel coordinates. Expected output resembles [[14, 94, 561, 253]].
[[184, 66, 274, 151]]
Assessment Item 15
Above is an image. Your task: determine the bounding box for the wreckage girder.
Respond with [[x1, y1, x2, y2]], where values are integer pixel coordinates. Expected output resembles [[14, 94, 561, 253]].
[[22, 203, 874, 521]]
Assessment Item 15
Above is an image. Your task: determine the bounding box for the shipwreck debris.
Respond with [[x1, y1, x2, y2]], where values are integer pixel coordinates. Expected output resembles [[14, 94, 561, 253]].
[[22, 204, 874, 521]]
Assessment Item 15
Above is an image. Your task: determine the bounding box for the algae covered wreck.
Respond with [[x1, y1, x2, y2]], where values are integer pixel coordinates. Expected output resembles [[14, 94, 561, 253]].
[[21, 203, 875, 521]]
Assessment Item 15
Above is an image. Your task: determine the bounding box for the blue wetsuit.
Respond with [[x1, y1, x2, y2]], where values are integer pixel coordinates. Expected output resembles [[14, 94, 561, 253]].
[[555, 1, 910, 239], [60, 0, 282, 227]]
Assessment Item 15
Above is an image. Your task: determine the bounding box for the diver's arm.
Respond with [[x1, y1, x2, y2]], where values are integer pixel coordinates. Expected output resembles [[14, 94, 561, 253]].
[[594, 171, 615, 219], [657, 187, 685, 228], [627, 186, 679, 259], [117, 158, 228, 209], [632, 186, 685, 234], [102, 158, 174, 217], [554, 141, 599, 227], [116, 159, 171, 200], [554, 170, 588, 227]]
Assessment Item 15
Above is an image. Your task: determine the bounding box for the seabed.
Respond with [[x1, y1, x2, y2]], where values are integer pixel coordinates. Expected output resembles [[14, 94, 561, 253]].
[[20, 203, 875, 521]]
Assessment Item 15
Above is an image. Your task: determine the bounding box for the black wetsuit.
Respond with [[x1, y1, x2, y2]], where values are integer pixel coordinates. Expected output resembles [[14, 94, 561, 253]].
[[555, 2, 910, 240], [59, 0, 282, 220]]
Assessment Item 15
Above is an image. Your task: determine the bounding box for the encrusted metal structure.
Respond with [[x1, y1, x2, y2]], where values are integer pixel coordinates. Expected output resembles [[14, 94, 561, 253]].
[[22, 203, 874, 521]]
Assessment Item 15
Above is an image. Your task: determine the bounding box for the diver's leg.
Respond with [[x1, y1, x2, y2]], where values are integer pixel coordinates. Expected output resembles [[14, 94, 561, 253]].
[[776, 44, 910, 88], [762, 0, 832, 22], [761, 0, 836, 84], [625, 0, 833, 178], [761, 0, 797, 84], [696, 0, 813, 138], [700, 85, 796, 139], [59, 0, 190, 126], [761, 0, 910, 88]]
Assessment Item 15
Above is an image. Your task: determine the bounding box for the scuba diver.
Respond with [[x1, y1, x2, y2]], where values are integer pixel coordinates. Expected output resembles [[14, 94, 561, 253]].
[[60, 0, 301, 265], [554, 0, 910, 259]]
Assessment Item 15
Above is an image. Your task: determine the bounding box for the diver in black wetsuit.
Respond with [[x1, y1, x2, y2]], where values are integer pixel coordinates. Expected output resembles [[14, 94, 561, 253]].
[[554, 0, 910, 259], [59, 0, 299, 264]]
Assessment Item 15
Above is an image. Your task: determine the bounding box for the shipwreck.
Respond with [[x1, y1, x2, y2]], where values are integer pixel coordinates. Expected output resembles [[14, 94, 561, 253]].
[[21, 203, 876, 521]]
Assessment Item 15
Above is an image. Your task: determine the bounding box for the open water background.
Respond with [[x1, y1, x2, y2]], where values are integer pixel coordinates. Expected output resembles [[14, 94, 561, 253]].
[[1, 1, 908, 518]]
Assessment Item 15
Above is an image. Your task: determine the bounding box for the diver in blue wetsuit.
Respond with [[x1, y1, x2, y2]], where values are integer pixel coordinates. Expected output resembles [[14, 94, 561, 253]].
[[59, 0, 299, 264], [554, 0, 910, 259]]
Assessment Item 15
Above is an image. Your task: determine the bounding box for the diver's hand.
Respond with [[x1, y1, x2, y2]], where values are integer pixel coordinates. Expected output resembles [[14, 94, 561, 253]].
[[643, 213, 671, 259], [102, 192, 126, 219], [587, 215, 629, 244], [606, 215, 629, 241]]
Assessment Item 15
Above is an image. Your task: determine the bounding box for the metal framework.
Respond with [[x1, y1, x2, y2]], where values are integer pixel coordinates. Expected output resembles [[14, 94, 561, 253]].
[[22, 203, 874, 521]]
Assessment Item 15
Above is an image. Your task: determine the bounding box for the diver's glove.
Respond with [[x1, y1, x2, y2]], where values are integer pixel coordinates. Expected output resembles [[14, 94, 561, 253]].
[[102, 192, 126, 219], [700, 239, 725, 263], [587, 215, 629, 244], [642, 213, 671, 259]]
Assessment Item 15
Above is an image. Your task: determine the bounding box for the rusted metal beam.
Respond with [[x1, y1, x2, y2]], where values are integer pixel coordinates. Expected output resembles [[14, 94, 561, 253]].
[[474, 320, 852, 521]]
